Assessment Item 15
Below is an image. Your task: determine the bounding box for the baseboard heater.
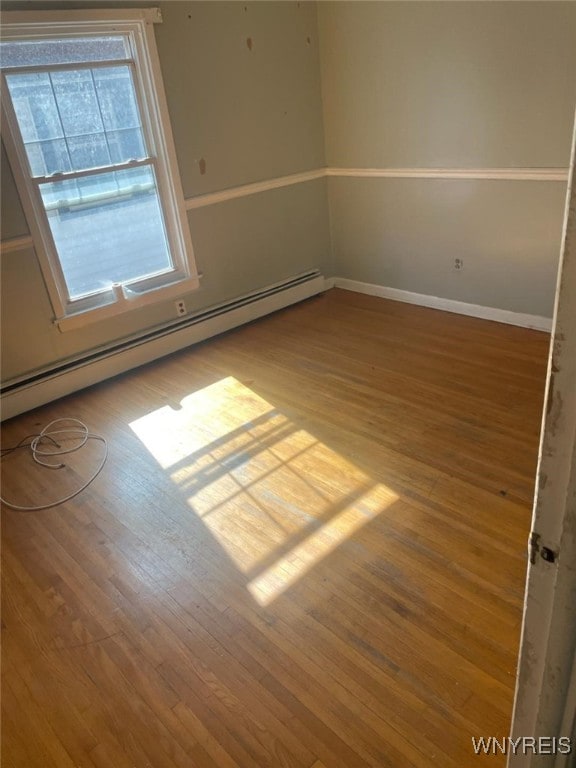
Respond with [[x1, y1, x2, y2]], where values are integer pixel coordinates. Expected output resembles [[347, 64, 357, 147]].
[[1, 270, 326, 421]]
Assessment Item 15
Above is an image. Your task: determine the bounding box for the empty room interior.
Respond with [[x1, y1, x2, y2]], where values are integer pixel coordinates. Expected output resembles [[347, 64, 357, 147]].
[[1, 2, 576, 767]]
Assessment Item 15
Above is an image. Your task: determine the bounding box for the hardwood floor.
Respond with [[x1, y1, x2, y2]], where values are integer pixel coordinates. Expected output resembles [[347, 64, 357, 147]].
[[1, 288, 550, 768]]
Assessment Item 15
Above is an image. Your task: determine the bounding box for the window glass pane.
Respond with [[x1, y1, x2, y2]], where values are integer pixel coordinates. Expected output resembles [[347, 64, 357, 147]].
[[6, 64, 147, 174], [24, 139, 72, 176], [51, 68, 104, 137], [7, 71, 61, 140], [93, 66, 145, 162], [93, 66, 141, 132], [0, 37, 129, 68], [107, 128, 146, 165], [66, 133, 110, 169], [39, 166, 172, 299]]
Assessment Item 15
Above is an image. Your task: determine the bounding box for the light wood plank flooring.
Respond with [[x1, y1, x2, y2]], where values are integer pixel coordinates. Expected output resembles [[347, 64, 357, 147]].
[[1, 289, 550, 768]]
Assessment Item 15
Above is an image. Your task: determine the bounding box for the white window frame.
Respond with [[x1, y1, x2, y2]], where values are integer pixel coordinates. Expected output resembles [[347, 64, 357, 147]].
[[0, 8, 199, 332]]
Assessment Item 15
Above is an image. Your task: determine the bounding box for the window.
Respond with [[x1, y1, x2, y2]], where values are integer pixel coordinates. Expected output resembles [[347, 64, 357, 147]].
[[0, 9, 199, 330]]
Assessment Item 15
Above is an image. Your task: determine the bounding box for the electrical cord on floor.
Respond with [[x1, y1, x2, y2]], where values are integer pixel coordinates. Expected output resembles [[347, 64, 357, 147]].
[[0, 418, 107, 511]]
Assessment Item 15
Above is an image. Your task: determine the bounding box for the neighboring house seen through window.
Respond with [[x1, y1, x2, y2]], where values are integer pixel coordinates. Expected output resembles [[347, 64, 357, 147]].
[[0, 9, 198, 330]]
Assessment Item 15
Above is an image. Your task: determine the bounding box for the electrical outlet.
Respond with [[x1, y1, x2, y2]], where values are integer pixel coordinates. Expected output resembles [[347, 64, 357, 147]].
[[175, 299, 186, 316], [454, 258, 463, 271]]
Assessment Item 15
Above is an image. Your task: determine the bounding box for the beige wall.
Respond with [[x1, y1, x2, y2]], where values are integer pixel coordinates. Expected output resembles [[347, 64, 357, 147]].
[[3, 1, 576, 386], [0, 1, 330, 383], [319, 2, 576, 169], [318, 1, 576, 317], [158, 1, 325, 196], [1, 143, 28, 240], [329, 178, 567, 317]]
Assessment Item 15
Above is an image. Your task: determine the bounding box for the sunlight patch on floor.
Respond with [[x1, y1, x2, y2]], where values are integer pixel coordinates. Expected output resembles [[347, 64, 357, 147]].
[[129, 376, 275, 470], [248, 487, 396, 605], [130, 376, 398, 603]]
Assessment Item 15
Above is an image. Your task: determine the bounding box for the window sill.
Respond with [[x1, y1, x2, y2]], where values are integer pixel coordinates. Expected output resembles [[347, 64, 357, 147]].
[[56, 275, 200, 332]]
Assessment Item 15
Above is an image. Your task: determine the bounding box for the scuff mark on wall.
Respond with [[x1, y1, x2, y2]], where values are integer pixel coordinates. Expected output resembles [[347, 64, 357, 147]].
[[198, 158, 207, 176], [246, 37, 253, 51], [546, 373, 555, 416], [547, 381, 564, 438], [516, 637, 540, 721], [552, 336, 565, 373], [549, 392, 564, 435]]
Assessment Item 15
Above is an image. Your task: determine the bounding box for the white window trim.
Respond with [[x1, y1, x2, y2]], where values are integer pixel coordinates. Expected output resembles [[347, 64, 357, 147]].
[[0, 8, 200, 332]]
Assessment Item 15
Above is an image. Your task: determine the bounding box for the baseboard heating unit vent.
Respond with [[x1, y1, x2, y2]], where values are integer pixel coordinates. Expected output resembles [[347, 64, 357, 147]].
[[1, 270, 326, 421]]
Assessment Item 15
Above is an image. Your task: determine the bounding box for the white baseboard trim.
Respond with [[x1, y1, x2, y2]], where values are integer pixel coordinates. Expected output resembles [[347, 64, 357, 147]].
[[333, 277, 552, 332], [323, 276, 336, 290], [0, 270, 553, 419], [1, 274, 326, 421]]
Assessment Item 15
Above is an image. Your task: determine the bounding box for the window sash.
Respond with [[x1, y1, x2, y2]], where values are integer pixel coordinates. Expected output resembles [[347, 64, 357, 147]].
[[32, 157, 152, 185], [5, 59, 150, 178], [1, 59, 134, 76], [37, 162, 176, 301]]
